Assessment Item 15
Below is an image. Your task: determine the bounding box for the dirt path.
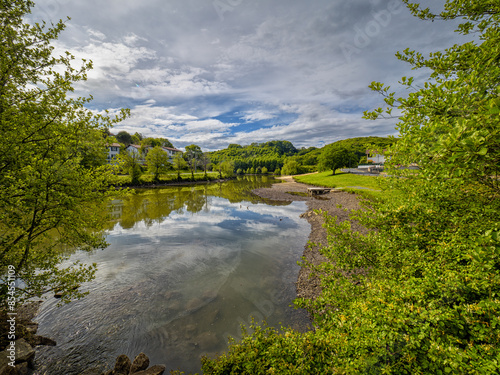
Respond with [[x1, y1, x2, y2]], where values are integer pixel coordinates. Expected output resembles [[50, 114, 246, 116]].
[[252, 176, 366, 302]]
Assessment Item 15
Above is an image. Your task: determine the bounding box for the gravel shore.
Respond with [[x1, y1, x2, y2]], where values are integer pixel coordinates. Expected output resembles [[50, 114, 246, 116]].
[[252, 176, 366, 302]]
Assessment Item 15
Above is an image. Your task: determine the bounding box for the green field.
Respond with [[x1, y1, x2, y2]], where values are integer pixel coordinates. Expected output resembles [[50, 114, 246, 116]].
[[294, 171, 386, 200]]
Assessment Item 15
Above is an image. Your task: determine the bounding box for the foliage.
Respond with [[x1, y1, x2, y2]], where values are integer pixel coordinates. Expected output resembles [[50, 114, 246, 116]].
[[220, 160, 235, 178], [0, 1, 129, 304], [140, 137, 174, 149], [209, 140, 298, 173], [199, 152, 211, 178], [115, 131, 132, 145], [201, 322, 337, 374], [116, 151, 143, 185], [131, 132, 143, 144], [185, 144, 203, 177], [201, 1, 500, 373], [172, 152, 188, 180], [145, 146, 171, 182], [280, 159, 299, 176], [365, 2, 499, 194], [318, 147, 356, 175], [330, 136, 395, 162]]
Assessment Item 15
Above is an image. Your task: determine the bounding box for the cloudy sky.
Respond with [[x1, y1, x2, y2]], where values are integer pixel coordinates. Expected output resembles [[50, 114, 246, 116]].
[[29, 0, 465, 151]]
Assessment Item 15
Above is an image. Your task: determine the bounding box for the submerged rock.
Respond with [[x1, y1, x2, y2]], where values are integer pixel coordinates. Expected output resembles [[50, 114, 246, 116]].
[[130, 352, 149, 373], [113, 354, 131, 375], [15, 339, 35, 365], [99, 353, 164, 375]]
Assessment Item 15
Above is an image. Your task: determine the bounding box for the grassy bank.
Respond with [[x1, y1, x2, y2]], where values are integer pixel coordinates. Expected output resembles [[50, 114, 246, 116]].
[[294, 171, 385, 200]]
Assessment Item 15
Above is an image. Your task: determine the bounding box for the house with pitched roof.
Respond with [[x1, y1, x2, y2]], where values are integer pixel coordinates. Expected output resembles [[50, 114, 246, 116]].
[[106, 143, 122, 163]]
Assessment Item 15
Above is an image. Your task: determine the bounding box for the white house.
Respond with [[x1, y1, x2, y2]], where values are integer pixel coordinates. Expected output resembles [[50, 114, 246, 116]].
[[366, 149, 386, 164], [106, 143, 121, 163], [125, 144, 143, 156], [161, 146, 183, 161]]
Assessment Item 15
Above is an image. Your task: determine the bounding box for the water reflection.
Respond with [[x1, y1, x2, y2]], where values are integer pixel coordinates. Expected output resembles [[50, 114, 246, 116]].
[[35, 177, 310, 374], [106, 176, 289, 231]]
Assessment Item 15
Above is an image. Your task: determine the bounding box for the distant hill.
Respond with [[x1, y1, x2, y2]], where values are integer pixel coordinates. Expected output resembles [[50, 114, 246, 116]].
[[209, 140, 298, 172]]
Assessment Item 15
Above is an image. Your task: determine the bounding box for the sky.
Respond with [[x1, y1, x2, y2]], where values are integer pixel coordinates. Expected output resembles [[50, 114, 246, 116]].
[[28, 0, 466, 151]]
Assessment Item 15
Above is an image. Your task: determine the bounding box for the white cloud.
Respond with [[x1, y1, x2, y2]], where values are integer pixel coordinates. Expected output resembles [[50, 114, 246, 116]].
[[240, 110, 276, 122], [30, 0, 464, 150]]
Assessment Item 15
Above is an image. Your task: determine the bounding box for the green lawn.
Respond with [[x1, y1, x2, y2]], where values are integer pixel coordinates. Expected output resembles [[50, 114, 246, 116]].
[[294, 171, 388, 200]]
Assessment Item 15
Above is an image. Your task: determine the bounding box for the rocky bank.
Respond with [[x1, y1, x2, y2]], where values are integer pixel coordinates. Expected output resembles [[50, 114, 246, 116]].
[[252, 176, 367, 302]]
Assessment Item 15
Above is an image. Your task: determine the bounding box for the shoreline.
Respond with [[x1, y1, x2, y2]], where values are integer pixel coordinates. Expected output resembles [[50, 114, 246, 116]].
[[252, 176, 366, 304], [114, 177, 234, 190]]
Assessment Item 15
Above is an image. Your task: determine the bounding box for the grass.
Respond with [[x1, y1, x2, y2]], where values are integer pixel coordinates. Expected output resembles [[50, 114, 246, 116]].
[[294, 171, 389, 201]]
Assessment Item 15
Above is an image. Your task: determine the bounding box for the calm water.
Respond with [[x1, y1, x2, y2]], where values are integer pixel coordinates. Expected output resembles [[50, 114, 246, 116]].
[[34, 177, 311, 374]]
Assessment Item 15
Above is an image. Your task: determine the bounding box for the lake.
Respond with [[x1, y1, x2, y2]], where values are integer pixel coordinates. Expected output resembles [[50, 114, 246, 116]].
[[34, 176, 311, 374]]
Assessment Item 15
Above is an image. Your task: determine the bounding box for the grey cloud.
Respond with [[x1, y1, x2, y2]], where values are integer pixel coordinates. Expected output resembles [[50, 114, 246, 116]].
[[30, 0, 465, 150]]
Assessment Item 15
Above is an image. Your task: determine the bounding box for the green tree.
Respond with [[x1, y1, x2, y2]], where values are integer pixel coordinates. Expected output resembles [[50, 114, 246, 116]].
[[0, 1, 129, 304], [172, 152, 187, 181], [146, 146, 170, 182], [281, 159, 300, 175], [140, 137, 174, 149], [116, 150, 142, 185], [220, 161, 235, 178], [185, 144, 203, 177], [199, 152, 211, 179], [365, 2, 499, 194], [116, 130, 132, 145], [318, 147, 354, 175], [130, 132, 143, 144]]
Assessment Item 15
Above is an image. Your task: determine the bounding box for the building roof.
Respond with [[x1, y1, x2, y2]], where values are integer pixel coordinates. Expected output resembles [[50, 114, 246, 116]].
[[162, 146, 182, 153]]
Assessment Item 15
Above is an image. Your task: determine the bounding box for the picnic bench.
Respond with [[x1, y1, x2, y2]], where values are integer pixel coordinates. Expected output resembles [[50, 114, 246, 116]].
[[307, 187, 331, 196]]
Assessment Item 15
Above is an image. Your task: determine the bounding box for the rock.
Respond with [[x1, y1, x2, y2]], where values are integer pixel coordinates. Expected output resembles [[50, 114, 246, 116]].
[[112, 354, 131, 375], [15, 339, 34, 365], [132, 365, 166, 375], [27, 335, 56, 347], [130, 353, 149, 373], [185, 297, 202, 312], [24, 323, 38, 335], [14, 362, 28, 375], [0, 350, 16, 375], [53, 291, 63, 299], [16, 302, 42, 322]]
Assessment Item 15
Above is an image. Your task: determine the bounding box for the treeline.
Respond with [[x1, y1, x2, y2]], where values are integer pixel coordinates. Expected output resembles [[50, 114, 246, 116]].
[[208, 137, 396, 176], [209, 140, 299, 174]]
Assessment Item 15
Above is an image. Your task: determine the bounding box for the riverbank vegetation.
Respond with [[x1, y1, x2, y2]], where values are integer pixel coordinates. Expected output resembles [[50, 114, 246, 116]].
[[200, 1, 500, 373], [0, 0, 129, 305]]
